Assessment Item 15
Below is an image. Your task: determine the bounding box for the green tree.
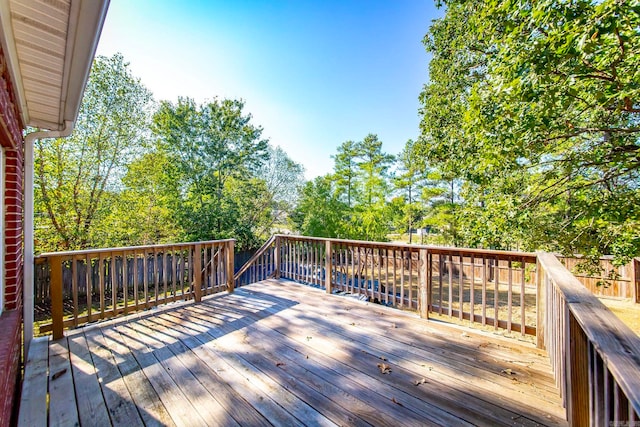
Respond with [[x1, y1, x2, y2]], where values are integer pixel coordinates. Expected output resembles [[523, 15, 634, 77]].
[[291, 176, 348, 238], [332, 140, 360, 207], [105, 150, 183, 246], [419, 0, 640, 261], [152, 97, 269, 248], [34, 53, 152, 252], [393, 139, 426, 243], [356, 134, 394, 207], [256, 145, 305, 234]]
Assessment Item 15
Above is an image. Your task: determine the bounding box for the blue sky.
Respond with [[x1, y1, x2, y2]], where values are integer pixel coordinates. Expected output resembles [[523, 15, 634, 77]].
[[96, 1, 441, 179]]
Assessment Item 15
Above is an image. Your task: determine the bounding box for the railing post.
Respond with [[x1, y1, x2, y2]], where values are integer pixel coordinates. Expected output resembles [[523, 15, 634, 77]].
[[193, 244, 202, 302], [274, 236, 281, 279], [50, 255, 64, 340], [419, 248, 429, 319], [536, 255, 546, 349], [227, 240, 235, 293], [325, 240, 332, 294]]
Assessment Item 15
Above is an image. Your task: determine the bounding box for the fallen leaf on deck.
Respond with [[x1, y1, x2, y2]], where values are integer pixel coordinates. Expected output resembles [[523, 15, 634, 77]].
[[461, 332, 470, 338], [306, 336, 312, 341], [377, 363, 391, 374], [414, 378, 427, 386], [501, 368, 514, 375], [391, 397, 403, 406], [276, 362, 286, 367], [350, 322, 356, 326], [51, 369, 67, 380]]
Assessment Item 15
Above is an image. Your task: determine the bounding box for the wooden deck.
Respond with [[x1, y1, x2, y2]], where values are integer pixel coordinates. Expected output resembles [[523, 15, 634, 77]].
[[20, 279, 568, 427]]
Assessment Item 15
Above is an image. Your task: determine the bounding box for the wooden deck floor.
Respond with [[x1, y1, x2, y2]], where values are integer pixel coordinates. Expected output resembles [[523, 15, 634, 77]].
[[20, 279, 568, 427]]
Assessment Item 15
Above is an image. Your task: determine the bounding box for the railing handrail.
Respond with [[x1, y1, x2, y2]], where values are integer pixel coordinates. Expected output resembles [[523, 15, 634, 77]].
[[233, 235, 277, 281], [35, 239, 236, 259], [274, 234, 537, 261], [537, 252, 640, 417]]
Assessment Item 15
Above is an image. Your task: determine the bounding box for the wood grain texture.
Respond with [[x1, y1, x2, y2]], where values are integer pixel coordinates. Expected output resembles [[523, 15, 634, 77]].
[[30, 279, 568, 426]]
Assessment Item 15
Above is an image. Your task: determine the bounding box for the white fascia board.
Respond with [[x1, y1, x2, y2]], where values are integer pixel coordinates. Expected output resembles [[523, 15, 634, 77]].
[[0, 0, 29, 126], [60, 0, 110, 128]]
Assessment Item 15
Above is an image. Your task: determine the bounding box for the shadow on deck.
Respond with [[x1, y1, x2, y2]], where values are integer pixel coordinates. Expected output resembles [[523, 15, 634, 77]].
[[20, 279, 567, 426]]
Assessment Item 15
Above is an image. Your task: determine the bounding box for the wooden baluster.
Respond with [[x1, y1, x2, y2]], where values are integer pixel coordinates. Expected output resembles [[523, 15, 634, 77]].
[[470, 255, 475, 325], [448, 254, 453, 317], [419, 248, 429, 319], [507, 257, 513, 333], [143, 250, 149, 309], [194, 244, 202, 302], [520, 258, 526, 336], [437, 254, 443, 315], [133, 251, 139, 311], [99, 253, 106, 319], [86, 254, 92, 323], [536, 257, 546, 349], [71, 256, 78, 327], [275, 237, 281, 279], [111, 252, 117, 317], [124, 251, 129, 315], [227, 240, 235, 293], [50, 255, 64, 340], [458, 254, 464, 321], [325, 240, 332, 294], [172, 246, 178, 299], [494, 256, 500, 330]]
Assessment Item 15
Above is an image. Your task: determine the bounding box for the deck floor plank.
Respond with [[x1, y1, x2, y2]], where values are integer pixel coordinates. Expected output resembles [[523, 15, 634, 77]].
[[113, 320, 210, 427], [18, 337, 50, 427], [83, 326, 146, 427], [187, 291, 551, 427], [48, 339, 80, 427], [243, 280, 566, 417], [141, 306, 337, 427], [66, 332, 112, 427], [30, 279, 568, 427], [162, 302, 445, 427], [125, 318, 243, 427], [176, 298, 476, 427], [97, 325, 177, 427]]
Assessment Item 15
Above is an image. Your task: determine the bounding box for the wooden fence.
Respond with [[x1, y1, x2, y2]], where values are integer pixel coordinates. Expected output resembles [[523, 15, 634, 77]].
[[35, 239, 235, 339], [560, 256, 639, 302]]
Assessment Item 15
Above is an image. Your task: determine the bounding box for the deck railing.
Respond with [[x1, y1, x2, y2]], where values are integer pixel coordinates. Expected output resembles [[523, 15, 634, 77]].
[[236, 235, 538, 336], [35, 234, 640, 424], [233, 235, 640, 424], [537, 253, 640, 424], [35, 239, 235, 339]]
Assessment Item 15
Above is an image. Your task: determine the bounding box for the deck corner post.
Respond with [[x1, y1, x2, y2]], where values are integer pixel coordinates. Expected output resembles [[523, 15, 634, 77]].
[[274, 236, 281, 279], [50, 255, 65, 340], [227, 240, 235, 293], [325, 240, 332, 294], [536, 254, 546, 350], [419, 248, 429, 319], [193, 244, 202, 302]]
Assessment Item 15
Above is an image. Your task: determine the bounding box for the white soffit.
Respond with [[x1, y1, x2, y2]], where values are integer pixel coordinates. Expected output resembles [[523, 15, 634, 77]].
[[0, 0, 109, 131]]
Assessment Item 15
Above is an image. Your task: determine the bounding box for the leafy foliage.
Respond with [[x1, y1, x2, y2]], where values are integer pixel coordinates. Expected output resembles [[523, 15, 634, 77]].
[[35, 54, 152, 251], [419, 0, 640, 261]]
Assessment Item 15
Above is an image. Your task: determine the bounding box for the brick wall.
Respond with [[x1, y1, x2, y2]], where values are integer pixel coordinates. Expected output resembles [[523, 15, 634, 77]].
[[0, 310, 21, 427], [0, 42, 25, 427]]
